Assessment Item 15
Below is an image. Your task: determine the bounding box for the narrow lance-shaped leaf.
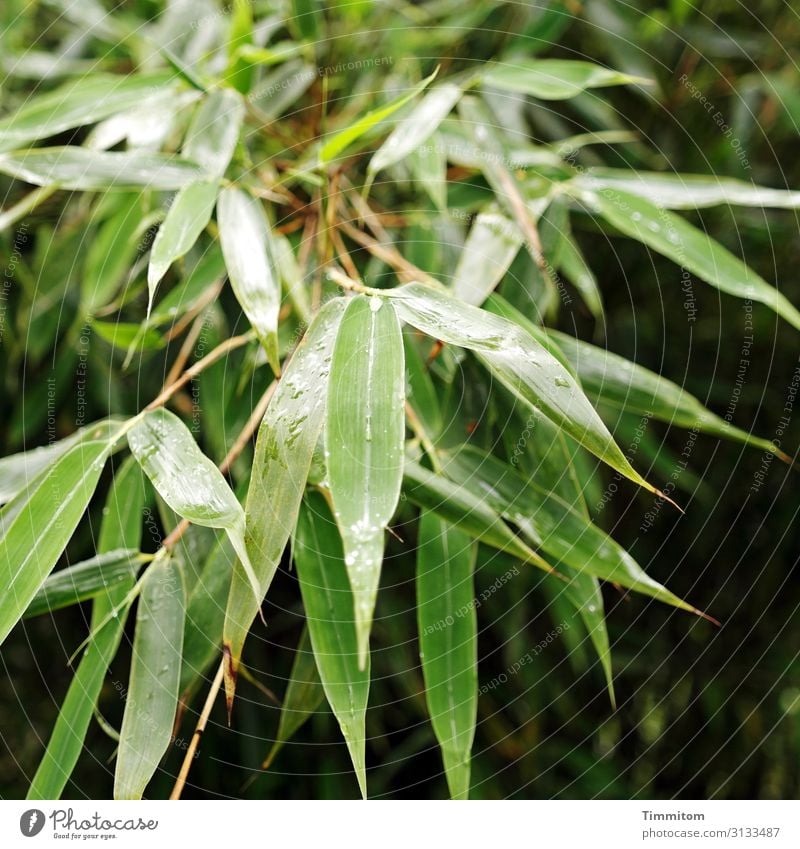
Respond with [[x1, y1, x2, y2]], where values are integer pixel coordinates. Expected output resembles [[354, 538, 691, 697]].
[[0, 72, 174, 152], [0, 417, 126, 505], [183, 88, 244, 178], [293, 492, 370, 799], [388, 283, 666, 498], [403, 458, 554, 573], [443, 447, 702, 614], [28, 456, 146, 800], [24, 549, 140, 619], [0, 438, 112, 646], [262, 626, 325, 769], [127, 408, 261, 604], [0, 148, 203, 191], [452, 212, 522, 306], [82, 192, 145, 313], [548, 330, 790, 460], [327, 295, 405, 668], [572, 168, 800, 210], [416, 512, 477, 800], [369, 83, 462, 175], [576, 186, 800, 331], [319, 69, 438, 164], [482, 59, 650, 100], [114, 551, 186, 799], [147, 180, 219, 311], [223, 298, 346, 710], [217, 187, 281, 373]]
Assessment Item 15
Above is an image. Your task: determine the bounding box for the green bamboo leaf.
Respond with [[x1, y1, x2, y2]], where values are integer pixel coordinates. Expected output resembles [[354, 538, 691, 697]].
[[327, 295, 405, 667], [183, 88, 245, 178], [369, 83, 462, 174], [148, 246, 226, 327], [0, 438, 112, 646], [147, 180, 219, 311], [416, 511, 477, 800], [557, 229, 605, 323], [82, 192, 146, 312], [114, 551, 186, 799], [403, 458, 552, 571], [0, 72, 174, 152], [319, 69, 438, 164], [482, 59, 650, 100], [92, 321, 165, 350], [389, 283, 666, 498], [577, 186, 800, 331], [443, 447, 700, 613], [127, 408, 261, 604], [548, 330, 789, 460], [0, 417, 126, 505], [217, 186, 281, 372], [263, 626, 325, 769], [573, 168, 800, 209], [403, 329, 443, 438], [293, 492, 370, 799], [452, 212, 522, 306], [180, 532, 236, 704], [0, 147, 203, 190], [223, 298, 345, 708], [24, 548, 140, 619], [28, 456, 146, 800], [409, 136, 447, 210]]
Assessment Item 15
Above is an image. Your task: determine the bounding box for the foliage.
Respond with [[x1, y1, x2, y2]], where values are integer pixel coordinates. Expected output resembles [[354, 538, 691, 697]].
[[1, 0, 798, 800]]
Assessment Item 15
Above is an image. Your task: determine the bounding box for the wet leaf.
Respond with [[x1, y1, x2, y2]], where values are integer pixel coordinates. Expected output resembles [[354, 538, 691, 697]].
[[416, 512, 477, 799], [326, 295, 405, 667], [217, 187, 281, 372], [293, 492, 370, 799]]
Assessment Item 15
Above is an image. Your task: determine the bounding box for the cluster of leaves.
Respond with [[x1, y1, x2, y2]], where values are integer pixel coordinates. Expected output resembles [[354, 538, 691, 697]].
[[1, 0, 797, 799]]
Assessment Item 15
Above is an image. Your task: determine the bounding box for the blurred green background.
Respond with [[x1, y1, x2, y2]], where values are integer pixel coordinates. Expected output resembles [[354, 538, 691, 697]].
[[1, 0, 798, 799]]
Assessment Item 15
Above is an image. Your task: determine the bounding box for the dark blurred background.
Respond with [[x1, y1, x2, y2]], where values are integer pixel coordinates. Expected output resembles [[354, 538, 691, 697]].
[[1, 0, 798, 799]]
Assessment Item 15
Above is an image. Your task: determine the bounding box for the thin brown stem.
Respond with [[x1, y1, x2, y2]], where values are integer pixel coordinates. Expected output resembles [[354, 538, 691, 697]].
[[145, 330, 256, 413], [169, 661, 224, 800]]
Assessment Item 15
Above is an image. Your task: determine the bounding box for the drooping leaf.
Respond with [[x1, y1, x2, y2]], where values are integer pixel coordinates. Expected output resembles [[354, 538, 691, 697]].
[[369, 83, 462, 174], [223, 298, 345, 708], [217, 186, 281, 372], [82, 192, 146, 312], [0, 147, 203, 190], [443, 447, 699, 612], [27, 457, 146, 800], [326, 295, 405, 667], [403, 458, 552, 572], [548, 330, 789, 460], [114, 551, 186, 799], [0, 417, 126, 505], [573, 168, 800, 210], [147, 180, 219, 311], [263, 626, 325, 769], [183, 88, 245, 178], [576, 186, 800, 331], [24, 549, 140, 619], [416, 511, 477, 800], [0, 438, 112, 645], [127, 408, 261, 603], [388, 283, 663, 496], [482, 59, 649, 100], [319, 69, 438, 164], [0, 72, 174, 152], [293, 492, 370, 799], [452, 212, 522, 306]]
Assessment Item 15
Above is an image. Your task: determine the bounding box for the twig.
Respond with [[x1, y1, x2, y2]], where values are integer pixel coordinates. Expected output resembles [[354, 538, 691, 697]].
[[145, 330, 256, 412], [169, 661, 224, 800]]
